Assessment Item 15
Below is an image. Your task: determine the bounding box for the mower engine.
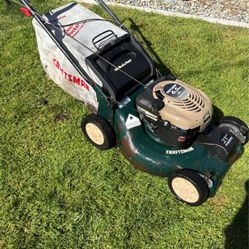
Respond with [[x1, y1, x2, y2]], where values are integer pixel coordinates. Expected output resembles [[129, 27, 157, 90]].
[[136, 79, 213, 149]]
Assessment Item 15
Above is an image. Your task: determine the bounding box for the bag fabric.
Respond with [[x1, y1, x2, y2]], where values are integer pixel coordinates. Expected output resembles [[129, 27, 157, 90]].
[[32, 2, 127, 111]]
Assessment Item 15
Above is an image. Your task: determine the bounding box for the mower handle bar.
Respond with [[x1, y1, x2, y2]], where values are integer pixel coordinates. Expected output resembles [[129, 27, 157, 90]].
[[10, 0, 127, 32], [94, 0, 127, 30], [20, 0, 35, 12]]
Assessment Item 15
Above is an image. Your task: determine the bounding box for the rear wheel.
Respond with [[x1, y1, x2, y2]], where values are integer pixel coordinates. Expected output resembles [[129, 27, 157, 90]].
[[219, 116, 248, 144], [168, 169, 209, 206], [81, 114, 116, 150]]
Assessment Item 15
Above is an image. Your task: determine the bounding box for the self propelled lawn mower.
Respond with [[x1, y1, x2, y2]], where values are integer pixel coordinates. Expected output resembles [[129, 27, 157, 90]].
[[6, 0, 248, 206]]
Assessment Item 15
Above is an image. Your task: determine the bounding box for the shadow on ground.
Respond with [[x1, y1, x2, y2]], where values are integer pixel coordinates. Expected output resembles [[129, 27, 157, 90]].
[[224, 180, 249, 249]]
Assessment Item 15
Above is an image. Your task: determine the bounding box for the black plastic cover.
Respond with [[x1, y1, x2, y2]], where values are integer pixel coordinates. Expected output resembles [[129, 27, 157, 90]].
[[136, 87, 158, 115], [86, 35, 155, 101], [196, 127, 240, 162]]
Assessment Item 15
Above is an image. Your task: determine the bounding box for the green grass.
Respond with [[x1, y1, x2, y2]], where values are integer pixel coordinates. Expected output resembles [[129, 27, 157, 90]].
[[0, 1, 249, 248]]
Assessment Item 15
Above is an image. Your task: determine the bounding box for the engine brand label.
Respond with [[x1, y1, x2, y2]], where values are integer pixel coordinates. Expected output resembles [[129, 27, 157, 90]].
[[53, 58, 89, 91], [166, 147, 194, 155], [164, 83, 188, 100]]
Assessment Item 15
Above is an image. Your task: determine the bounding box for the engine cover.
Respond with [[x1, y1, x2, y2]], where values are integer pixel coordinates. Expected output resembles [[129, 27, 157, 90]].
[[153, 80, 213, 131], [136, 79, 214, 148]]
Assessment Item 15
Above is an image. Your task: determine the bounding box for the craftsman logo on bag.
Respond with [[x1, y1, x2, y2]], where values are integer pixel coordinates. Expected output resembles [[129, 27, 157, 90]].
[[65, 23, 85, 37], [53, 58, 89, 91]]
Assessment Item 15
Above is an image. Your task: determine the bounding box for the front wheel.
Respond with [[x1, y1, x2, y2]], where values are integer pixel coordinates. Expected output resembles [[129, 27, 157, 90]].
[[168, 169, 209, 206], [81, 114, 116, 150]]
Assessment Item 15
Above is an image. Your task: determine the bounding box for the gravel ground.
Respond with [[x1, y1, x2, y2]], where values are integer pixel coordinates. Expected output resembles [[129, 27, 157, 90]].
[[107, 0, 249, 23]]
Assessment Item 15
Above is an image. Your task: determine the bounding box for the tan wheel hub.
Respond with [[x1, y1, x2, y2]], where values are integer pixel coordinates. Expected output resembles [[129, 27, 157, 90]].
[[171, 177, 200, 203], [85, 123, 105, 145]]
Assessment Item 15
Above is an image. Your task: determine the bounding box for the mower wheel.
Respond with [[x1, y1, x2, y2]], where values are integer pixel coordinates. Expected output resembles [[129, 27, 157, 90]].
[[81, 114, 116, 150], [219, 116, 248, 144], [168, 169, 209, 206]]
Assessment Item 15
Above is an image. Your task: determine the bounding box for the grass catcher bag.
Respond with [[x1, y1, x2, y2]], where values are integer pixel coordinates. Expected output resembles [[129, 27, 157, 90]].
[[32, 2, 127, 110]]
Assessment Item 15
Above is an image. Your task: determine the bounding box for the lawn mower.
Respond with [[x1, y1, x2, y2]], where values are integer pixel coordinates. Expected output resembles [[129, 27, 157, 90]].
[[5, 0, 248, 206]]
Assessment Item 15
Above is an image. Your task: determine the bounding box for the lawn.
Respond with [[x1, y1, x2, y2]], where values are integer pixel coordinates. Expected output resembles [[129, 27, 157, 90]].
[[0, 1, 248, 248]]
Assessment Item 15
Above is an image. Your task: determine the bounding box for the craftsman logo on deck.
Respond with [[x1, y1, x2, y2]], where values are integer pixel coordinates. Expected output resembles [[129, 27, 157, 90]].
[[65, 23, 85, 37], [53, 58, 89, 91], [166, 147, 194, 155]]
